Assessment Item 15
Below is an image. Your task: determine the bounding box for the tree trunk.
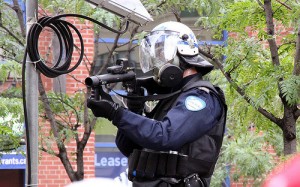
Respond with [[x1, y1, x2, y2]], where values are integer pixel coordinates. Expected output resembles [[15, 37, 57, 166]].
[[282, 105, 298, 155], [283, 134, 297, 155]]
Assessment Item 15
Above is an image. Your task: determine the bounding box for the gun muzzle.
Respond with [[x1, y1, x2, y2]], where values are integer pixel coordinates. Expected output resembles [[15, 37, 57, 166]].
[[85, 71, 136, 87]]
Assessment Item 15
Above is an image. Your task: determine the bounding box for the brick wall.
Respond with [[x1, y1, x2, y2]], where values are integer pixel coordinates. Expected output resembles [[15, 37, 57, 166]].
[[37, 16, 95, 187]]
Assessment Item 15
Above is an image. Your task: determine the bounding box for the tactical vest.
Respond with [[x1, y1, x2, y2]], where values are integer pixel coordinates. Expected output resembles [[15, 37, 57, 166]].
[[128, 79, 227, 182]]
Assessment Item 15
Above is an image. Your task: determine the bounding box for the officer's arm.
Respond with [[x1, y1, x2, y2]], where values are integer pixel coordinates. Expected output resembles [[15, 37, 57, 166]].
[[112, 88, 223, 151], [115, 130, 142, 157]]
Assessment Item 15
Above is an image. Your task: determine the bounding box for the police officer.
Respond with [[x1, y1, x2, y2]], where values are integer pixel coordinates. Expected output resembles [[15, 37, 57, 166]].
[[87, 21, 227, 187]]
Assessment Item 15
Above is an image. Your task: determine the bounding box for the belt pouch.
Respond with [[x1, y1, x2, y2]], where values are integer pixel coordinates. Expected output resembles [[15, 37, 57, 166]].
[[128, 149, 141, 180], [135, 151, 149, 178], [166, 154, 178, 177], [144, 152, 159, 179], [156, 153, 168, 176]]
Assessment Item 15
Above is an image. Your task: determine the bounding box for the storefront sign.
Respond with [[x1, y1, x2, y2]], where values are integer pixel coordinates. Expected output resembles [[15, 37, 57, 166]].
[[95, 152, 128, 178], [0, 154, 26, 169]]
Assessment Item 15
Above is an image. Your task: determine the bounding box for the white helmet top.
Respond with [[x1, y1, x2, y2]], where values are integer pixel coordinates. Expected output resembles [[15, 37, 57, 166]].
[[139, 21, 214, 76], [151, 21, 199, 56]]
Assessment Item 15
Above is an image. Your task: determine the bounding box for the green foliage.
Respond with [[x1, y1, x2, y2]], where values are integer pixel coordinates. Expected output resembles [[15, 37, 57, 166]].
[[39, 0, 124, 35], [198, 0, 298, 39], [0, 96, 23, 152], [0, 0, 24, 153], [39, 91, 86, 126], [212, 133, 276, 187], [142, 0, 204, 17], [204, 0, 298, 118], [38, 91, 87, 150], [0, 97, 23, 125], [210, 162, 229, 187], [39, 0, 89, 14], [0, 60, 22, 82], [0, 0, 25, 61], [205, 0, 300, 184], [223, 38, 282, 110], [280, 75, 300, 105], [0, 125, 21, 152]]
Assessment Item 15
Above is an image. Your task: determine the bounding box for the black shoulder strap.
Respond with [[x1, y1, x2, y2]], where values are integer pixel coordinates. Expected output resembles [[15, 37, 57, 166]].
[[112, 88, 181, 102], [112, 75, 220, 102]]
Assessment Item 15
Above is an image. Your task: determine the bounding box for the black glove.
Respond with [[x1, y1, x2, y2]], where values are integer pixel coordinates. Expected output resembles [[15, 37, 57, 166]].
[[87, 88, 120, 120], [87, 99, 120, 121]]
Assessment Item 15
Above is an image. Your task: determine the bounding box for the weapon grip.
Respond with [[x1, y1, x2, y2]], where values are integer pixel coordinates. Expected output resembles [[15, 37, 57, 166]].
[[91, 86, 112, 101], [90, 87, 101, 101]]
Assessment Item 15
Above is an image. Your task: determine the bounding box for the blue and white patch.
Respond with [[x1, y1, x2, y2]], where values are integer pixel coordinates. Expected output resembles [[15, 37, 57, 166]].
[[185, 96, 206, 111]]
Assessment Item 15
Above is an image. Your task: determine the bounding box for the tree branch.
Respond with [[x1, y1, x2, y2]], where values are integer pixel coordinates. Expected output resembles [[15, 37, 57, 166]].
[[68, 74, 85, 86], [171, 5, 181, 22], [0, 53, 22, 63], [263, 0, 291, 115], [40, 147, 59, 157], [96, 32, 122, 75], [264, 0, 280, 67], [38, 75, 60, 139], [0, 45, 18, 59], [228, 50, 250, 74], [255, 0, 264, 9], [293, 25, 300, 76], [11, 0, 26, 38], [199, 48, 284, 128], [38, 74, 78, 180], [0, 26, 24, 45], [74, 44, 92, 73], [0, 8, 24, 47], [275, 0, 292, 10], [147, 1, 167, 14], [47, 95, 81, 124]]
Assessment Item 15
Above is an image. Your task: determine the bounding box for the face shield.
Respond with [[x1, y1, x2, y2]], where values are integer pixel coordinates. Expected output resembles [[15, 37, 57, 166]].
[[139, 30, 180, 73]]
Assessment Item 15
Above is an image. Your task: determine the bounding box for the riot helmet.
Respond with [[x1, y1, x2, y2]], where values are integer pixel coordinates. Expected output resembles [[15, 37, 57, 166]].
[[139, 21, 214, 87]]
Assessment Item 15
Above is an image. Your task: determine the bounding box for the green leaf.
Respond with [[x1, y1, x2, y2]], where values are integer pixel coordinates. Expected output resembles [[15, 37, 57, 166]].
[[280, 76, 300, 105]]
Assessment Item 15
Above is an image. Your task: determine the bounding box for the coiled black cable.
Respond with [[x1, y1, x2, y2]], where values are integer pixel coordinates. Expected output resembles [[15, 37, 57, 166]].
[[23, 13, 129, 185], [26, 13, 129, 78]]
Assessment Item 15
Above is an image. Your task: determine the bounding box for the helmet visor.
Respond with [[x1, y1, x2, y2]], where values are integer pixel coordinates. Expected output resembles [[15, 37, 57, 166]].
[[139, 31, 179, 73]]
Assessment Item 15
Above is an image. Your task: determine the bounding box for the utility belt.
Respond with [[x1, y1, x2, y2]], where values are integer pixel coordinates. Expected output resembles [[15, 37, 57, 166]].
[[128, 149, 214, 186]]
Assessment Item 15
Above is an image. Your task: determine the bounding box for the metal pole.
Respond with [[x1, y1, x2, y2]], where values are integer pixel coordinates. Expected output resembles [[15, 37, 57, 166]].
[[25, 0, 39, 186]]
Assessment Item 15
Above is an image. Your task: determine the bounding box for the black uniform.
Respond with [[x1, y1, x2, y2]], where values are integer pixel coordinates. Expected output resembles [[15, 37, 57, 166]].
[[114, 74, 227, 187]]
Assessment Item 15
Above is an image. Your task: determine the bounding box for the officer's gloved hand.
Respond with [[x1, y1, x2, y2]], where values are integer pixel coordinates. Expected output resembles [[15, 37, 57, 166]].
[[87, 99, 120, 121], [87, 89, 120, 121]]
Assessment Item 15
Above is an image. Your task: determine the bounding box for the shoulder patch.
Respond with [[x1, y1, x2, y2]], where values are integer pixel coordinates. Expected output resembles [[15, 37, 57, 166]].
[[185, 96, 206, 111]]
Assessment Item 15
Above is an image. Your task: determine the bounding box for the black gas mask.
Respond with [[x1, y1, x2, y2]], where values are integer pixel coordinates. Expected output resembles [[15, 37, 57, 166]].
[[152, 55, 183, 87]]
